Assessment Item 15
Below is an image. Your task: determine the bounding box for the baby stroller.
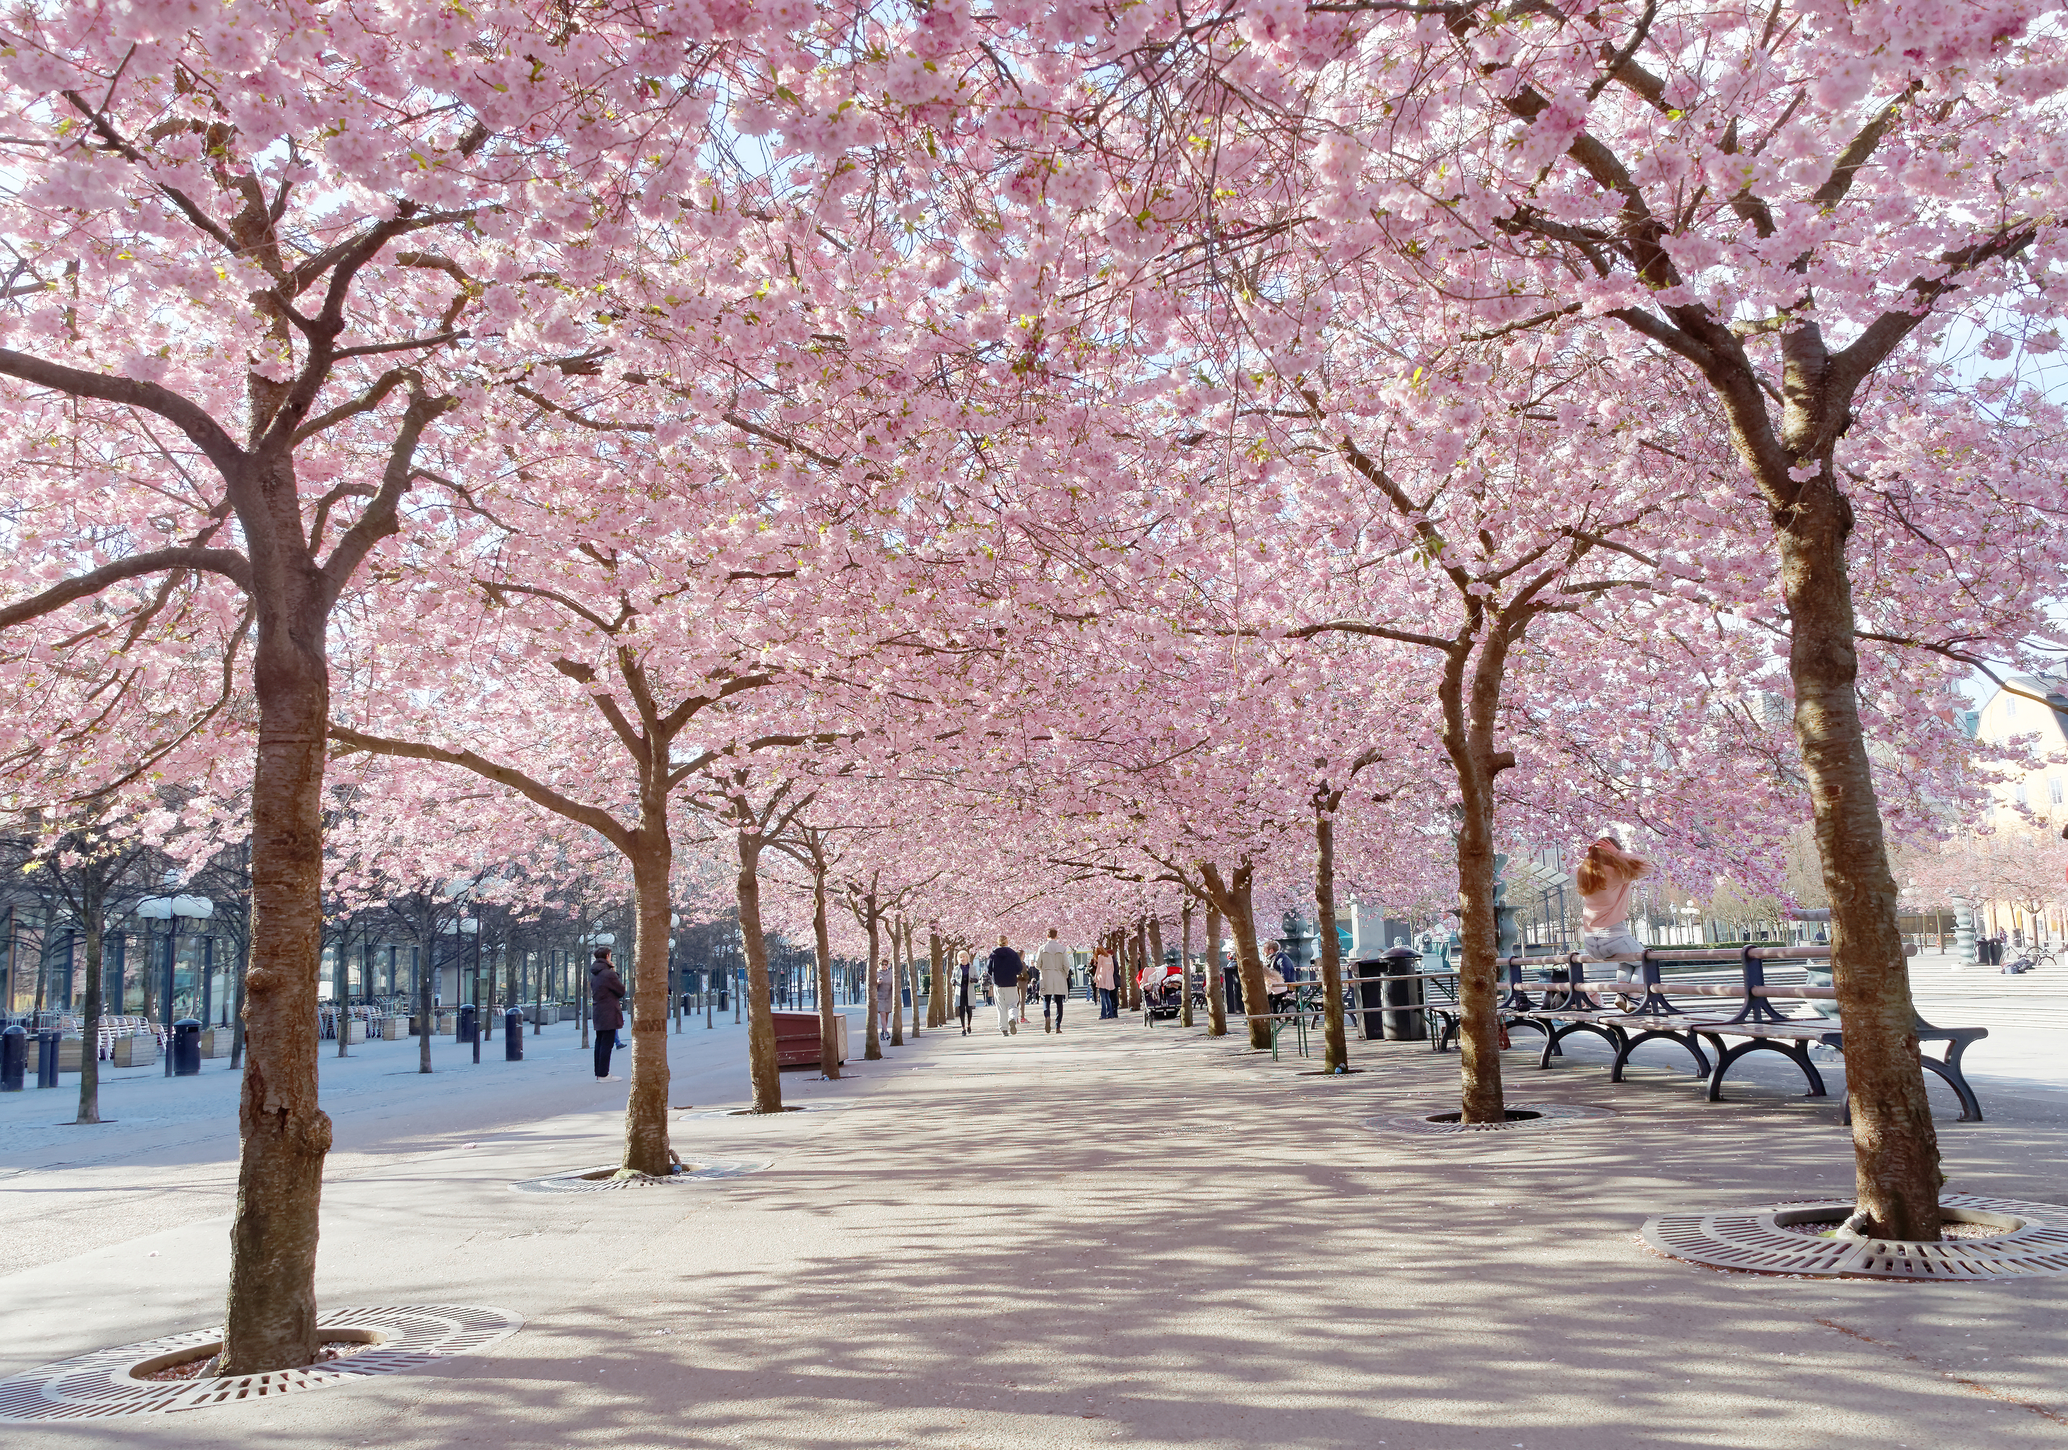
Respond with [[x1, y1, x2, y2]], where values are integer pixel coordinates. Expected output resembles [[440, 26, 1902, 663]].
[[1141, 963, 1184, 1023]]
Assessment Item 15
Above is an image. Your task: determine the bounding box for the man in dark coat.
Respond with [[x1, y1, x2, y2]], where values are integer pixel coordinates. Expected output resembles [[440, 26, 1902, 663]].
[[986, 936, 1025, 1037], [590, 948, 627, 1081]]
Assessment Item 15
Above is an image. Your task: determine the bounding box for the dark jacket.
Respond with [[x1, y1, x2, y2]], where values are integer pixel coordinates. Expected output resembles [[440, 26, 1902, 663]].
[[590, 961, 627, 1031], [987, 946, 1025, 988]]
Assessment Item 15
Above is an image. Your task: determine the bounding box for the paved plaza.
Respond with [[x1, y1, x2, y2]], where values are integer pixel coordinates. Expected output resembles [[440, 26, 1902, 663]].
[[2, 1005, 2065, 1448]]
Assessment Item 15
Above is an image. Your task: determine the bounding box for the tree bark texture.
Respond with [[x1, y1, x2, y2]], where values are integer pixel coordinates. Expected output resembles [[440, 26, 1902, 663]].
[[1780, 478, 1941, 1238], [812, 871, 841, 1080], [1128, 920, 1145, 1012], [75, 871, 104, 1124], [889, 915, 905, 1047], [1200, 862, 1270, 1049], [623, 840, 676, 1174], [928, 929, 946, 1028], [736, 830, 783, 1114], [906, 919, 921, 1039], [1313, 802, 1349, 1073], [1204, 904, 1227, 1037], [861, 902, 882, 1060], [220, 581, 333, 1376], [1179, 902, 1194, 1028]]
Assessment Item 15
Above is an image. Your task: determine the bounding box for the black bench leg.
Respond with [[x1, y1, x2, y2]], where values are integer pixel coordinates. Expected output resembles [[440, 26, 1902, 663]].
[[1613, 1029, 1709, 1082], [1539, 1025, 1561, 1070], [1708, 1037, 1826, 1103], [1918, 1051, 1985, 1123]]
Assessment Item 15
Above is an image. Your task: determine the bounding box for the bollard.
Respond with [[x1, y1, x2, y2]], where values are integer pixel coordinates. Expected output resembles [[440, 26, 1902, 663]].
[[172, 1018, 202, 1076], [36, 1030, 61, 1089], [503, 1006, 524, 1061], [0, 1024, 25, 1091]]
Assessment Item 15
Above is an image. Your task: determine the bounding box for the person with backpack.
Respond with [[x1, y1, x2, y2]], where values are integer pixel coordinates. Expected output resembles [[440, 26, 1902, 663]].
[[589, 947, 626, 1082], [1034, 929, 1072, 1033], [986, 936, 1026, 1036]]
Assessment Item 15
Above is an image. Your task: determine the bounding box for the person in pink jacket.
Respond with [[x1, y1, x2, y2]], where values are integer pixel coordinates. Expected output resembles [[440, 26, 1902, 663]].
[[1578, 836, 1651, 1000]]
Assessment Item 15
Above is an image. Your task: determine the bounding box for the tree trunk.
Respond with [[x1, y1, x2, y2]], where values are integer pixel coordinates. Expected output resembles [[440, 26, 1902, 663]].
[[75, 870, 103, 1124], [220, 595, 333, 1376], [906, 919, 921, 1039], [928, 929, 946, 1028], [889, 915, 905, 1047], [1204, 904, 1227, 1037], [813, 870, 841, 1080], [623, 839, 677, 1173], [334, 926, 350, 1058], [1147, 915, 1164, 981], [1202, 863, 1272, 1049], [1780, 479, 1942, 1239], [1450, 784, 1506, 1124], [1179, 902, 1194, 1028], [1314, 801, 1349, 1073], [736, 830, 783, 1113], [861, 904, 882, 1060]]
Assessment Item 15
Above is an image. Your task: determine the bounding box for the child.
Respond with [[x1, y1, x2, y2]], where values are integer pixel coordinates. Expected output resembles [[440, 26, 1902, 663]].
[[1578, 836, 1650, 1003]]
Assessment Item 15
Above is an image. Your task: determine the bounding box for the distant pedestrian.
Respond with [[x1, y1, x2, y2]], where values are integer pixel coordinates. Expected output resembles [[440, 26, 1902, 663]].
[[875, 966, 893, 1040], [589, 948, 626, 1081], [987, 936, 1025, 1036], [1578, 835, 1652, 1000], [956, 950, 977, 1035], [1093, 945, 1117, 1019], [1035, 929, 1072, 1033], [1262, 951, 1288, 1017]]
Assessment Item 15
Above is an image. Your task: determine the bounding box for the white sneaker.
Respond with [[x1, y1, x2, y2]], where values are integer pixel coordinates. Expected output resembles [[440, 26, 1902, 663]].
[[595, 1074, 621, 1082]]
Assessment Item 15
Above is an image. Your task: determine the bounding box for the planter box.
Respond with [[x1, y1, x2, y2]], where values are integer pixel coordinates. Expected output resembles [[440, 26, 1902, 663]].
[[380, 1017, 407, 1041], [197, 1028, 234, 1059], [111, 1034, 159, 1068], [343, 1019, 367, 1045]]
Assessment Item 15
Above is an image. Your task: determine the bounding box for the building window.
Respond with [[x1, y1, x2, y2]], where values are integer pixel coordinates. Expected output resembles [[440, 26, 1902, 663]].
[[2015, 783, 2029, 807], [2053, 776, 2065, 806]]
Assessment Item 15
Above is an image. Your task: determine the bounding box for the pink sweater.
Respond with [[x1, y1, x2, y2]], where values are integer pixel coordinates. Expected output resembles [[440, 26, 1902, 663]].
[[1581, 878, 1635, 932]]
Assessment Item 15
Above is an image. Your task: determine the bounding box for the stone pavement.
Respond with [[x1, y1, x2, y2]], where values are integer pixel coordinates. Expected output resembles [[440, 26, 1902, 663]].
[[1, 1005, 2064, 1447]]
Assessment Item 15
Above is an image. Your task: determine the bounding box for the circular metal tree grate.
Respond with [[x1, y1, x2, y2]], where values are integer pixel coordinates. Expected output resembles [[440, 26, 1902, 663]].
[[677, 1101, 853, 1121], [510, 1159, 770, 1193], [1642, 1193, 2068, 1279], [1361, 1102, 1616, 1138], [0, 1305, 522, 1421]]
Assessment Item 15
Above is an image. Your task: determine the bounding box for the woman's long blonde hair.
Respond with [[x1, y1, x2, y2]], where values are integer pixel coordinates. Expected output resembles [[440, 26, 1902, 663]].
[[1576, 836, 1650, 894]]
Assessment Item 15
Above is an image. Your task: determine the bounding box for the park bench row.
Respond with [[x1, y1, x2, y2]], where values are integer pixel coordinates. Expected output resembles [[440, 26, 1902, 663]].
[[1414, 947, 1988, 1122]]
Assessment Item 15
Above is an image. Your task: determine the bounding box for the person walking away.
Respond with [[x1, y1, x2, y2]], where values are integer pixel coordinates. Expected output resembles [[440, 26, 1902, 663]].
[[1093, 945, 1117, 1019], [1035, 930, 1071, 1033], [875, 965, 894, 1041], [987, 936, 1025, 1036], [956, 950, 977, 1035], [1578, 836, 1651, 1006], [589, 948, 626, 1081]]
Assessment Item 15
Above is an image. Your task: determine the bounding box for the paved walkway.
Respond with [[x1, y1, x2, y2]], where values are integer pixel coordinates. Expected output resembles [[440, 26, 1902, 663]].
[[2, 1006, 2064, 1447]]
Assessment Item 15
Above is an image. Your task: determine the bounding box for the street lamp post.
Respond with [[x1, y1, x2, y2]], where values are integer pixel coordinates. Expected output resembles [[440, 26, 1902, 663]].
[[137, 894, 212, 1077]]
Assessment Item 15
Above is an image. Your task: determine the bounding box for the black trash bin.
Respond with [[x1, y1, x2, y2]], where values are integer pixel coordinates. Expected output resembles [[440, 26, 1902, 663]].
[[1, 1023, 25, 1091], [504, 1006, 524, 1061], [717, 987, 729, 1011], [172, 1018, 202, 1076], [36, 1029, 61, 1088], [1349, 955, 1388, 1040], [1380, 945, 1427, 1041], [458, 1003, 477, 1045]]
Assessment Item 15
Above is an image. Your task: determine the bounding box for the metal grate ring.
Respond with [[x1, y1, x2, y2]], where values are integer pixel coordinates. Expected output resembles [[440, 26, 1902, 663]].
[[1362, 1102, 1616, 1138], [1642, 1194, 2068, 1279], [509, 1160, 770, 1193], [0, 1305, 522, 1421]]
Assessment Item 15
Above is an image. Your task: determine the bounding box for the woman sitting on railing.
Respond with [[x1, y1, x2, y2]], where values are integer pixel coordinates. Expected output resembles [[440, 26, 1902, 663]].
[[1579, 836, 1651, 1006]]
